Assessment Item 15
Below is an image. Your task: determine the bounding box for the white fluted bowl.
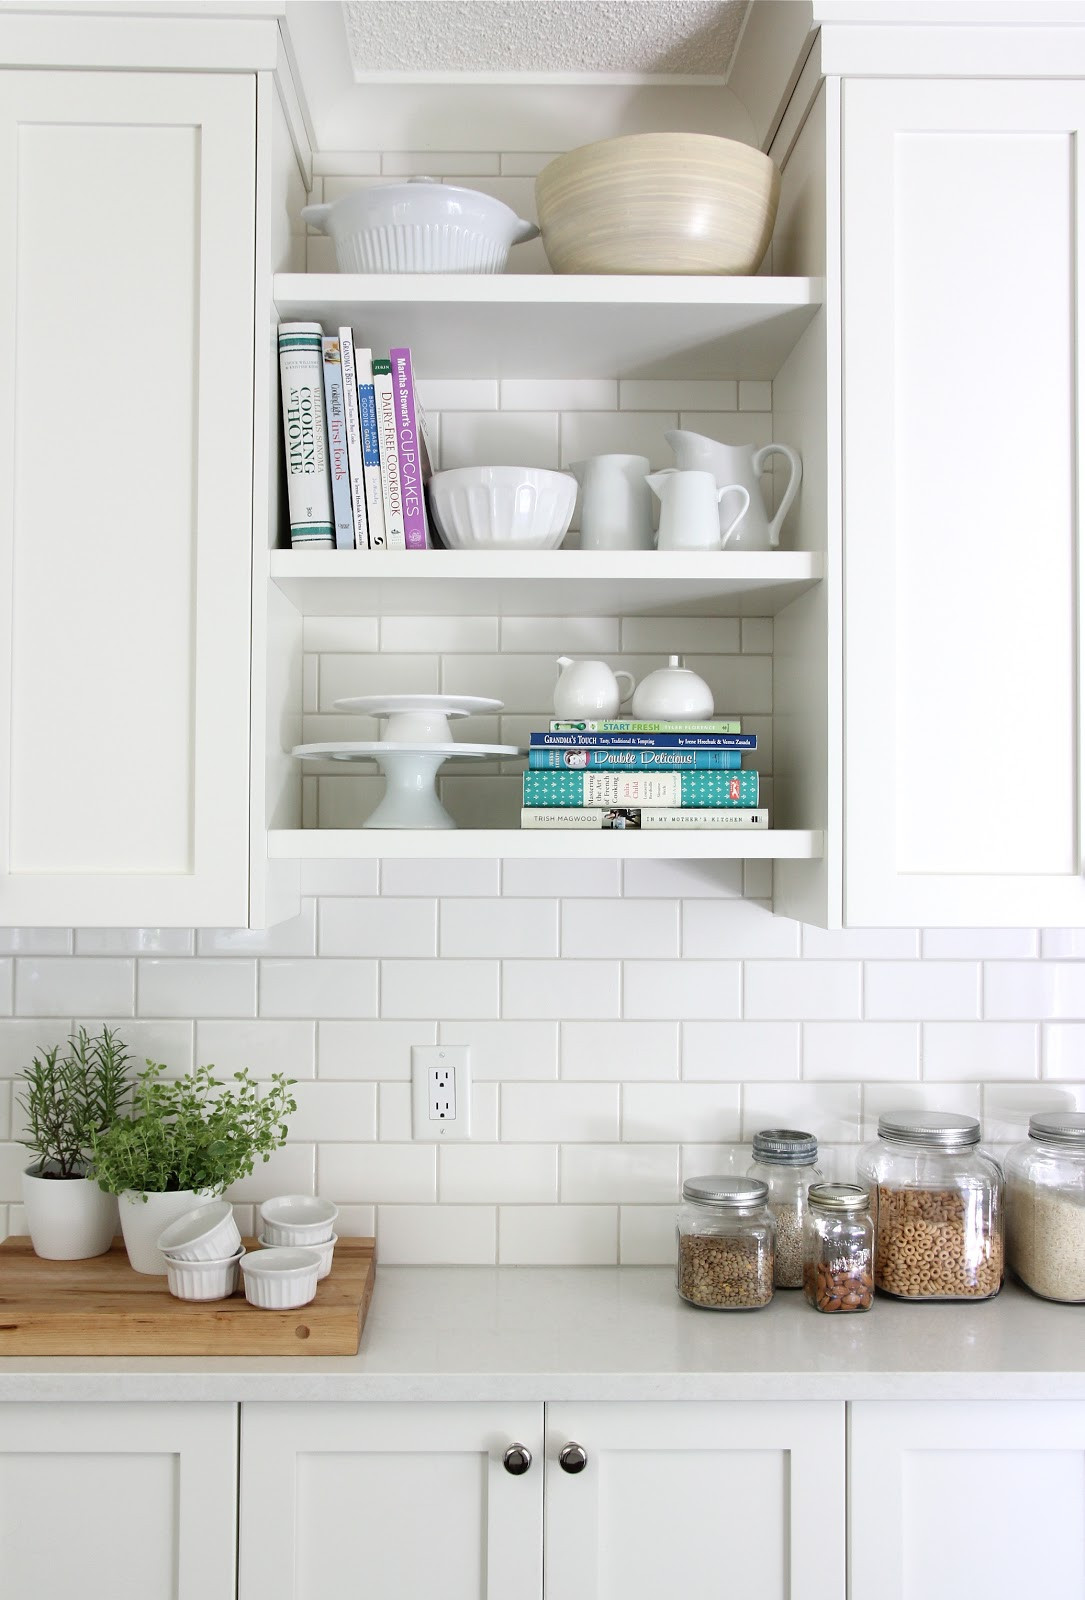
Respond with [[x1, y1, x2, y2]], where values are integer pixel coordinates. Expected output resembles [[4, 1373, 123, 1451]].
[[157, 1200, 241, 1263], [165, 1246, 245, 1302], [428, 466, 577, 551], [240, 1247, 320, 1310], [301, 181, 538, 274], [260, 1232, 336, 1281], [259, 1195, 339, 1246]]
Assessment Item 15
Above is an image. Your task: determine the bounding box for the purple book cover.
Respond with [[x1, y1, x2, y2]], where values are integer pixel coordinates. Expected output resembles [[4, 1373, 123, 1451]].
[[389, 347, 429, 549]]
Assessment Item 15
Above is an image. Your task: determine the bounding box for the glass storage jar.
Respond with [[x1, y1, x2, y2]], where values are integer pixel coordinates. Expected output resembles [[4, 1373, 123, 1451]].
[[747, 1128, 822, 1288], [802, 1183, 875, 1313], [676, 1175, 775, 1310], [856, 1110, 1003, 1300], [1005, 1111, 1085, 1303]]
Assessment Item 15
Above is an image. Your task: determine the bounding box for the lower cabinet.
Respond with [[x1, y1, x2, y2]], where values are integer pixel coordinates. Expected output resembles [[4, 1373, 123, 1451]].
[[0, 1401, 238, 1600]]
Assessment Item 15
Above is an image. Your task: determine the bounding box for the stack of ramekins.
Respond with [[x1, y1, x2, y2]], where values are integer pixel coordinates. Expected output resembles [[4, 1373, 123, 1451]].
[[156, 1201, 245, 1301], [240, 1196, 340, 1310]]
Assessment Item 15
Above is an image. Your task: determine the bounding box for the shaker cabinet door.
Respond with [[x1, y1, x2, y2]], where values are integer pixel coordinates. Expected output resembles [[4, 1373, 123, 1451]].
[[842, 79, 1085, 925], [0, 70, 255, 926]]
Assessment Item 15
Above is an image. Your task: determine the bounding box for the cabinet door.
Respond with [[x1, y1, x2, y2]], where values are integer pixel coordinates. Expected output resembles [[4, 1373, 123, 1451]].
[[850, 1399, 1085, 1600], [0, 71, 254, 926], [0, 1401, 237, 1600], [545, 1400, 844, 1600], [240, 1401, 543, 1600], [842, 79, 1085, 925]]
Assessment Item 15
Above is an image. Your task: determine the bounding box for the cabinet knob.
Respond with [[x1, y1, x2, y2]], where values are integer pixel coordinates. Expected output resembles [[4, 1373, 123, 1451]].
[[558, 1441, 588, 1474], [503, 1443, 532, 1475]]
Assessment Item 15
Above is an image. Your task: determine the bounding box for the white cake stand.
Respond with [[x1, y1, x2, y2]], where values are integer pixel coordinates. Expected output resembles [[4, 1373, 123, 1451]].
[[292, 740, 524, 829], [330, 694, 504, 744]]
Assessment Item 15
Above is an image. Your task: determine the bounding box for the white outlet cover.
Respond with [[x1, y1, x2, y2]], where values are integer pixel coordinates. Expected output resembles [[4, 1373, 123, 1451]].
[[411, 1045, 472, 1140]]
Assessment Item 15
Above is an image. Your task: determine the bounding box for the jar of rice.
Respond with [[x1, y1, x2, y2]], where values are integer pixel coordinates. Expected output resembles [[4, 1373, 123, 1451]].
[[1005, 1111, 1085, 1303]]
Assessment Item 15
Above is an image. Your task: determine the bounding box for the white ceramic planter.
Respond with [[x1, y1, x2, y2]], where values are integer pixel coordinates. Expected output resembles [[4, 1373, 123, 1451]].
[[118, 1189, 210, 1275], [21, 1168, 118, 1261]]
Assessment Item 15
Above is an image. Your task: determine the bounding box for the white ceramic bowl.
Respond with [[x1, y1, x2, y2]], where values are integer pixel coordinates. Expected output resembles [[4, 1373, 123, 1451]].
[[428, 466, 577, 551], [535, 133, 780, 276], [156, 1200, 241, 1263], [260, 1232, 336, 1281], [240, 1247, 320, 1310], [301, 180, 539, 274], [259, 1195, 339, 1246], [165, 1246, 245, 1303]]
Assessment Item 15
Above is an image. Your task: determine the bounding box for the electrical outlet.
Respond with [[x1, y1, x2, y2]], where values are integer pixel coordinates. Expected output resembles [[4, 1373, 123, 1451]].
[[411, 1046, 471, 1140]]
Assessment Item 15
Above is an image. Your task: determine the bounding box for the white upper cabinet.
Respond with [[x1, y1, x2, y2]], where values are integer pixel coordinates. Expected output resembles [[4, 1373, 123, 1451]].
[[0, 69, 255, 927], [842, 77, 1085, 926]]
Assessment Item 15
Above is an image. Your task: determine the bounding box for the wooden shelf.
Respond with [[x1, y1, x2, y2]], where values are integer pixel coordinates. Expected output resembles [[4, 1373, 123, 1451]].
[[268, 829, 823, 861], [272, 273, 823, 380], [268, 549, 824, 618]]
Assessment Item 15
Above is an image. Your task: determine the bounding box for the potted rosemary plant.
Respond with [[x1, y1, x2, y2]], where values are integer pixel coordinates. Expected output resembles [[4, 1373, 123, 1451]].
[[17, 1026, 133, 1259], [91, 1061, 296, 1273]]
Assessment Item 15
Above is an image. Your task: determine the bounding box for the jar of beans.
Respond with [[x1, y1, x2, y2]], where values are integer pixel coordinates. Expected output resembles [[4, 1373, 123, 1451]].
[[1004, 1112, 1085, 1303], [856, 1111, 1003, 1301], [803, 1183, 874, 1313], [747, 1128, 822, 1288], [676, 1176, 775, 1310]]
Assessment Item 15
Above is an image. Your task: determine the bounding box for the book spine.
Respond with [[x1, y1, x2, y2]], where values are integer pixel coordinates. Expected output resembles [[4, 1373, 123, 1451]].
[[531, 732, 756, 750], [520, 808, 770, 830], [372, 357, 406, 550], [336, 328, 369, 549], [527, 748, 743, 770], [277, 323, 334, 549], [523, 770, 760, 808], [321, 337, 355, 549], [550, 720, 742, 734], [389, 347, 430, 549], [355, 347, 387, 550]]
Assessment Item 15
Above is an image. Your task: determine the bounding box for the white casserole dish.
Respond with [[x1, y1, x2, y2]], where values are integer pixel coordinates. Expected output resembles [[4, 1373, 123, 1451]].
[[301, 179, 539, 274]]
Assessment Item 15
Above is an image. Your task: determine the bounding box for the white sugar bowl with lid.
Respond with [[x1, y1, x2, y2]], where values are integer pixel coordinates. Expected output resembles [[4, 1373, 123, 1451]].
[[1004, 1111, 1085, 1303], [629, 655, 714, 722]]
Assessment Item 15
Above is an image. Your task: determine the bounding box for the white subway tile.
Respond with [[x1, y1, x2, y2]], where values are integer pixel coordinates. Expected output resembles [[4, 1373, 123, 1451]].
[[738, 380, 772, 411], [318, 1019, 436, 1079], [320, 898, 437, 958], [561, 411, 676, 471], [982, 1082, 1082, 1143], [0, 1084, 11, 1141], [383, 858, 501, 896], [319, 1142, 436, 1203], [381, 615, 498, 653], [500, 614, 620, 653], [503, 960, 620, 1019], [498, 1205, 617, 1265], [301, 860, 381, 897], [259, 959, 377, 1019], [230, 1204, 254, 1237], [683, 899, 800, 959], [7, 1202, 24, 1235], [743, 859, 774, 899], [682, 1020, 800, 1081], [315, 776, 385, 830], [861, 1082, 982, 1139], [436, 1019, 556, 1081], [195, 1020, 314, 1080], [319, 652, 439, 709], [562, 899, 679, 960], [562, 1020, 679, 1081], [441, 411, 559, 470], [502, 1082, 619, 1142], [381, 151, 500, 175], [685, 652, 772, 715], [441, 898, 558, 958], [865, 961, 980, 1021], [742, 1082, 862, 1144], [330, 1203, 376, 1238], [619, 616, 740, 654], [986, 961, 1085, 1020], [1041, 929, 1085, 958], [623, 960, 742, 1020], [801, 926, 920, 959], [287, 1081, 377, 1142], [379, 1082, 412, 1140], [500, 151, 559, 175], [624, 1083, 741, 1143], [382, 960, 500, 1019], [0, 1143, 29, 1203], [224, 1143, 315, 1203], [502, 378, 617, 411], [440, 1143, 557, 1203], [416, 377, 499, 411], [678, 411, 773, 448], [741, 618, 773, 654], [503, 859, 622, 897], [74, 928, 192, 956], [1044, 1021, 1085, 1078], [619, 379, 737, 411], [197, 901, 316, 958], [0, 1019, 73, 1075], [439, 778, 521, 831], [440, 651, 561, 713], [561, 1143, 678, 1203], [622, 858, 743, 899], [923, 928, 1039, 959], [923, 1022, 1039, 1081], [804, 1022, 920, 1081], [16, 959, 131, 1018], [71, 1019, 193, 1080], [619, 1206, 676, 1264], [378, 1204, 497, 1264], [302, 617, 380, 653], [316, 157, 382, 185], [0, 928, 72, 955], [138, 958, 255, 1019]]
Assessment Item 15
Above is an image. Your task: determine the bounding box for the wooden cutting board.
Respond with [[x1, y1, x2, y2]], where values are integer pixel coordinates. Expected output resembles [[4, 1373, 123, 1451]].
[[0, 1236, 375, 1356]]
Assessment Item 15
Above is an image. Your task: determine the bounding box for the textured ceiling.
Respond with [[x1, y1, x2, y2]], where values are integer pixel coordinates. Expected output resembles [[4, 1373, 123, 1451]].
[[343, 1, 751, 77]]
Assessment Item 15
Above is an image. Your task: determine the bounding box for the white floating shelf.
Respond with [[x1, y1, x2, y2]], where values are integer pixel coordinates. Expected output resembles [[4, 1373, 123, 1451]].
[[268, 829, 823, 861], [268, 549, 824, 618], [272, 274, 823, 380]]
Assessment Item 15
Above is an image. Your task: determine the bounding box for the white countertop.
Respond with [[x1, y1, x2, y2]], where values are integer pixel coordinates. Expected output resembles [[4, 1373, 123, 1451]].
[[1, 1268, 1083, 1403]]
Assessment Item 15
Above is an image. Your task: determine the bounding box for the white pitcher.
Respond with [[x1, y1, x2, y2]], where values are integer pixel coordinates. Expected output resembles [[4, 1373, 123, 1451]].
[[567, 454, 655, 551], [646, 469, 751, 552], [665, 429, 803, 549], [553, 656, 636, 720]]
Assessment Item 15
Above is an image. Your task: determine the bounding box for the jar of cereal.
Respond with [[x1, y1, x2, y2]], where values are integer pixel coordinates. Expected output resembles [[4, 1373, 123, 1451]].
[[676, 1176, 775, 1310], [747, 1128, 822, 1288], [803, 1183, 875, 1313]]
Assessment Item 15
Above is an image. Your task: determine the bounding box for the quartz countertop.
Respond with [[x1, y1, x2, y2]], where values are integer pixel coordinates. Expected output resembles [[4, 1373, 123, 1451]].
[[1, 1268, 1082, 1403]]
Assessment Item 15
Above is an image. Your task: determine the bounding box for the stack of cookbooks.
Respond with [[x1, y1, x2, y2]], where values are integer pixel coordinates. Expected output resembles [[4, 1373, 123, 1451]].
[[520, 720, 768, 830]]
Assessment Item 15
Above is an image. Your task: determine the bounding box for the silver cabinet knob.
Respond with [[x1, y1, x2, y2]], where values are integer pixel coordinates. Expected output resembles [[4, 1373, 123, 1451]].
[[503, 1443, 532, 1475], [558, 1441, 588, 1474]]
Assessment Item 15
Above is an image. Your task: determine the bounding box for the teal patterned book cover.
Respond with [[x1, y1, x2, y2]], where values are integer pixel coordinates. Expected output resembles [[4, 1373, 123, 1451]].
[[522, 770, 760, 808]]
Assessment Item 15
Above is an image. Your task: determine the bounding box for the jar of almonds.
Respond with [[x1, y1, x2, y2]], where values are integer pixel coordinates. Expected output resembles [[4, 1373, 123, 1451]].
[[803, 1183, 874, 1313], [856, 1111, 1003, 1301], [677, 1176, 775, 1310], [747, 1128, 822, 1288]]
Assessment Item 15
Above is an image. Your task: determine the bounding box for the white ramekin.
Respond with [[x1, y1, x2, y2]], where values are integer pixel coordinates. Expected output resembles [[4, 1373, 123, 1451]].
[[240, 1247, 320, 1309], [259, 1195, 339, 1246], [156, 1200, 241, 1263], [259, 1232, 336, 1281], [165, 1245, 245, 1302]]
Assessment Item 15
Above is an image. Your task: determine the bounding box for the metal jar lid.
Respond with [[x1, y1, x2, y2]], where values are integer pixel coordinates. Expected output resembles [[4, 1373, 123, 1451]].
[[808, 1182, 870, 1213], [751, 1128, 818, 1164], [682, 1175, 769, 1208], [1028, 1111, 1085, 1146], [877, 1110, 981, 1149]]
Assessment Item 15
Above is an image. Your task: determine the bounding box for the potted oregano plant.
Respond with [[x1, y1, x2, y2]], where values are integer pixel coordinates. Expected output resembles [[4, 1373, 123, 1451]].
[[17, 1026, 133, 1260], [90, 1060, 296, 1274]]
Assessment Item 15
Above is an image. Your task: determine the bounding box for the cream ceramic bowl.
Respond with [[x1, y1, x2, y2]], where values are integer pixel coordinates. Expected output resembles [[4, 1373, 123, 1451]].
[[259, 1195, 339, 1246], [240, 1247, 320, 1310], [156, 1200, 241, 1263], [428, 466, 577, 551], [260, 1232, 336, 1281], [535, 132, 780, 276], [165, 1246, 245, 1302], [301, 180, 539, 274]]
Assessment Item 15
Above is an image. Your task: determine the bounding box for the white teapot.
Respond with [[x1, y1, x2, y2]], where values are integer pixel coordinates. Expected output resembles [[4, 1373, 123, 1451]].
[[630, 655, 714, 722], [553, 657, 636, 720]]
